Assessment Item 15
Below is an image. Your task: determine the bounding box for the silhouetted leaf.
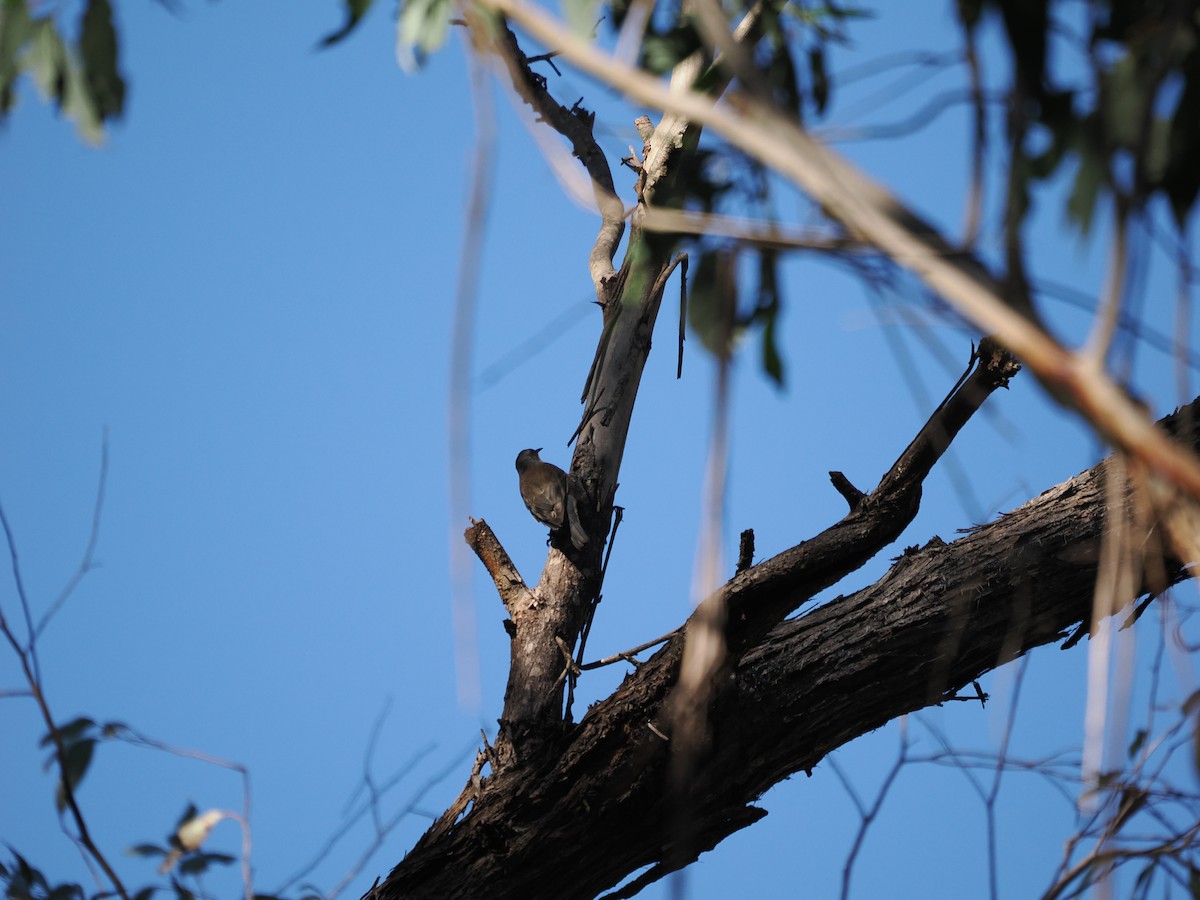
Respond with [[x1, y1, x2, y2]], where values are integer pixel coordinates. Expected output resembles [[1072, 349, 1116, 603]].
[[178, 851, 235, 875], [320, 0, 377, 46], [641, 25, 701, 76], [54, 738, 96, 812], [1164, 66, 1200, 226], [760, 305, 783, 387], [1067, 145, 1105, 235], [79, 0, 123, 120], [1128, 728, 1146, 758], [41, 717, 95, 748], [808, 47, 828, 114], [688, 248, 738, 359], [126, 843, 169, 858]]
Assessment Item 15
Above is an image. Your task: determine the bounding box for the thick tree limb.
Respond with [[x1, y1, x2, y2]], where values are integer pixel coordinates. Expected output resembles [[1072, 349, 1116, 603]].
[[473, 11, 766, 766], [378, 399, 1197, 900]]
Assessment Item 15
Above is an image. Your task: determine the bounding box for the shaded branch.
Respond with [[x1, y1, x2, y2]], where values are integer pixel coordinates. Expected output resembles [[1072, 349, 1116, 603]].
[[379, 398, 1199, 900]]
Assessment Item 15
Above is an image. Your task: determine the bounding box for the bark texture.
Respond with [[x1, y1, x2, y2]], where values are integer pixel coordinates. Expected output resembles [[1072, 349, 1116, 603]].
[[370, 13, 1200, 900], [375, 407, 1196, 899]]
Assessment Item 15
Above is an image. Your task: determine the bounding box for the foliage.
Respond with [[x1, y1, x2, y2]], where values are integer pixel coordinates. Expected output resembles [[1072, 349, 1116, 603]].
[[959, 0, 1200, 231], [0, 0, 124, 144]]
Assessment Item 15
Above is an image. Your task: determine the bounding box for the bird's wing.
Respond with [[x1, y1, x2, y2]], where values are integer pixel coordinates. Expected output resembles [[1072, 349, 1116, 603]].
[[521, 466, 566, 527]]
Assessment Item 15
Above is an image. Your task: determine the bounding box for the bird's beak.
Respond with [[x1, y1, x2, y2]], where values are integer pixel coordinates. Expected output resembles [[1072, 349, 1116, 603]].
[[535, 447, 543, 453]]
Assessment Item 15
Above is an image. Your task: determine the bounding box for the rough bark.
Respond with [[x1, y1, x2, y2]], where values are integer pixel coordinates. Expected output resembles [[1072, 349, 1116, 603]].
[[374, 400, 1196, 900]]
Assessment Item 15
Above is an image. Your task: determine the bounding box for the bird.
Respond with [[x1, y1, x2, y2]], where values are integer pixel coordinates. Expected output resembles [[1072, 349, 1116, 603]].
[[515, 448, 587, 550]]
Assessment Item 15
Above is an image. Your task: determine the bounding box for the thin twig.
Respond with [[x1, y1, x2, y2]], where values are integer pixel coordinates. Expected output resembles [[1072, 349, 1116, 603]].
[[37, 428, 109, 638], [0, 499, 128, 899], [112, 725, 253, 900], [580, 627, 679, 670]]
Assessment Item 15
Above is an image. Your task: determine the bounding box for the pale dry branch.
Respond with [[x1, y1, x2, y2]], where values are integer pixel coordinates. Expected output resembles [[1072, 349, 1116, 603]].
[[482, 0, 1200, 502]]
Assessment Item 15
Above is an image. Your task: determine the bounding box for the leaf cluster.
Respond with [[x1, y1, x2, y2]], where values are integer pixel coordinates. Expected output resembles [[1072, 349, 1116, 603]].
[[963, 0, 1200, 231], [0, 0, 124, 144]]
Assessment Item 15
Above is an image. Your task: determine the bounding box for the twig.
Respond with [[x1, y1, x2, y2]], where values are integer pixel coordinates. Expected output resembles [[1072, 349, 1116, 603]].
[[37, 427, 109, 638], [580, 627, 679, 670], [0, 498, 128, 900], [275, 739, 439, 896], [111, 725, 253, 900], [832, 720, 911, 900], [325, 743, 476, 898]]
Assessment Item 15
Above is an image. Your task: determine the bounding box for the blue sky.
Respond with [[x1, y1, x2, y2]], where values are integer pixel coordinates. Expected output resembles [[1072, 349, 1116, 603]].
[[2, 2, 1197, 898]]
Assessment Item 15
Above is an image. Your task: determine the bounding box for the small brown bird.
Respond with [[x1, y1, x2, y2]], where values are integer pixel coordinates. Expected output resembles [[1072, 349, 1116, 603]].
[[515, 448, 587, 549]]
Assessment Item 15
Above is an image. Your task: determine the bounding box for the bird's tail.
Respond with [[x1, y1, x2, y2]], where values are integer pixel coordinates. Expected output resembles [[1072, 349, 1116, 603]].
[[566, 493, 588, 550]]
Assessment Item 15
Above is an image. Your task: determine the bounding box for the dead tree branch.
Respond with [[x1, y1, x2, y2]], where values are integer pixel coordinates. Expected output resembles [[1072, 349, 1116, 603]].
[[379, 399, 1197, 900]]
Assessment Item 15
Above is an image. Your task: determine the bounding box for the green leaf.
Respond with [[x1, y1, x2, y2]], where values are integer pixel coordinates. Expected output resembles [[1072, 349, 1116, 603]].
[[0, 0, 34, 114], [54, 738, 95, 812], [396, 0, 454, 72], [178, 851, 235, 874], [688, 248, 738, 359], [42, 717, 95, 748], [78, 0, 124, 121], [126, 843, 169, 858], [760, 304, 783, 387], [642, 26, 701, 77], [1098, 53, 1146, 152], [320, 0, 377, 47], [1066, 145, 1105, 235], [563, 0, 597, 39], [25, 18, 70, 108], [808, 46, 828, 114], [754, 251, 784, 387]]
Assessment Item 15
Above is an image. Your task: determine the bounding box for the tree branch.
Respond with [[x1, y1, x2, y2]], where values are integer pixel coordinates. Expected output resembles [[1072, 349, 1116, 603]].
[[482, 0, 1200, 503], [480, 15, 625, 295], [378, 398, 1198, 900]]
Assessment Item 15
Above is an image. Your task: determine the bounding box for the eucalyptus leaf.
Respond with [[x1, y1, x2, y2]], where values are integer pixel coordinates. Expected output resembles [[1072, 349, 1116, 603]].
[[397, 0, 454, 72], [79, 0, 123, 120], [320, 0, 377, 47], [0, 0, 33, 113]]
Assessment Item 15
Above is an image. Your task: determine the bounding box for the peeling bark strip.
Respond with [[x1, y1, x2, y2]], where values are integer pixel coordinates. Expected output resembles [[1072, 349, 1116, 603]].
[[378, 401, 1197, 900]]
